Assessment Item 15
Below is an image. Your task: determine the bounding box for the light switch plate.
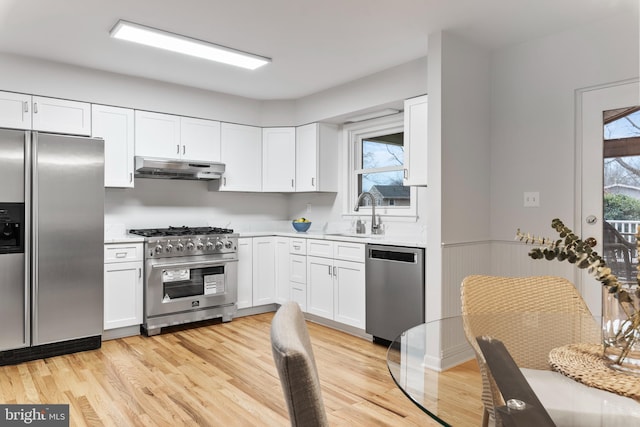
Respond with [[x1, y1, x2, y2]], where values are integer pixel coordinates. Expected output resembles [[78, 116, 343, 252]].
[[524, 192, 540, 207]]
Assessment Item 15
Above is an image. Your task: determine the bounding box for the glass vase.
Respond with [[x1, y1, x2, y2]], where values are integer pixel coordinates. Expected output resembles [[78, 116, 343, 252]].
[[602, 285, 640, 374]]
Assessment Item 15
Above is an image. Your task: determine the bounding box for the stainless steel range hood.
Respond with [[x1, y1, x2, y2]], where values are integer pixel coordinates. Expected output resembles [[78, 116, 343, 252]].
[[135, 157, 225, 180]]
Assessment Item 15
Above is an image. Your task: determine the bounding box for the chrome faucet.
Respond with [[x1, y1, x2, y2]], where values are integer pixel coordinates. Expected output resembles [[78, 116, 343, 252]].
[[354, 192, 382, 234]]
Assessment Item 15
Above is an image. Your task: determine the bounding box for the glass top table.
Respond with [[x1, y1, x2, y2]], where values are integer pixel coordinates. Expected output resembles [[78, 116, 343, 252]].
[[386, 314, 640, 427]]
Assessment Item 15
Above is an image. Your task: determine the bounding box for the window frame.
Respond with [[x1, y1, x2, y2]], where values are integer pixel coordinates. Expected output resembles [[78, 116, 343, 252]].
[[342, 113, 417, 220]]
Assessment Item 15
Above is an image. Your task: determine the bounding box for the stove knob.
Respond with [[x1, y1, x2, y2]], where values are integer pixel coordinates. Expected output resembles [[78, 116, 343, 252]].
[[205, 241, 215, 250], [215, 239, 224, 250], [224, 240, 233, 249], [154, 244, 163, 255], [186, 242, 195, 251], [196, 241, 204, 250], [165, 243, 174, 253], [176, 243, 185, 252]]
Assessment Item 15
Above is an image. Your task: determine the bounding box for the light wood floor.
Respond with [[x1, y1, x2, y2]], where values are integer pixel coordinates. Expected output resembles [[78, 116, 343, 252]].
[[0, 313, 483, 426]]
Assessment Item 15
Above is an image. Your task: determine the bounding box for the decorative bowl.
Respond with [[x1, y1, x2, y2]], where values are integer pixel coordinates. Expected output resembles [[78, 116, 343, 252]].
[[292, 221, 311, 232]]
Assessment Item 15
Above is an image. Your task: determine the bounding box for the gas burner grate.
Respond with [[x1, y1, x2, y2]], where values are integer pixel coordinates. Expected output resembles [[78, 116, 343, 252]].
[[129, 226, 234, 238]]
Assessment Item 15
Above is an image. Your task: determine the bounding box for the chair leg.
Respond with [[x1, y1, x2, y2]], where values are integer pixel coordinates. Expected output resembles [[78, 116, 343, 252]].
[[482, 408, 489, 427]]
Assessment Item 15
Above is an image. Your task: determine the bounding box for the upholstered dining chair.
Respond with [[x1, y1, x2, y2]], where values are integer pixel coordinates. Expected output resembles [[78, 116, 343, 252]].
[[271, 301, 329, 427], [460, 275, 600, 427]]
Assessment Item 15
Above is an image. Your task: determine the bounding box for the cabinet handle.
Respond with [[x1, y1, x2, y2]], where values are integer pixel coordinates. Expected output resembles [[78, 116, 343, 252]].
[[291, 179, 294, 188], [328, 265, 331, 276], [183, 145, 186, 155], [293, 244, 300, 250], [404, 168, 408, 179], [176, 144, 180, 154], [138, 268, 142, 279], [129, 172, 133, 183], [115, 252, 127, 258], [311, 177, 315, 187], [23, 101, 29, 113], [223, 177, 227, 186], [333, 266, 337, 277], [33, 102, 38, 114]]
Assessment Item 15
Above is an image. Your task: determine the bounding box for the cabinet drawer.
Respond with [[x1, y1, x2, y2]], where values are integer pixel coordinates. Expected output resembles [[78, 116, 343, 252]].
[[333, 241, 365, 263], [291, 285, 306, 312], [290, 254, 306, 284], [104, 243, 143, 263], [307, 239, 333, 258], [290, 238, 307, 255]]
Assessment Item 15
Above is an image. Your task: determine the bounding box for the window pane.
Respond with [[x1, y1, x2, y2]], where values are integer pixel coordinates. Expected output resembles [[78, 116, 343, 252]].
[[605, 110, 640, 140], [358, 171, 410, 207], [362, 133, 404, 169]]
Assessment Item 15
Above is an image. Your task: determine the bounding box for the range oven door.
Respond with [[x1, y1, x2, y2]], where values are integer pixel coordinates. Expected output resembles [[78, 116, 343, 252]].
[[145, 256, 238, 318]]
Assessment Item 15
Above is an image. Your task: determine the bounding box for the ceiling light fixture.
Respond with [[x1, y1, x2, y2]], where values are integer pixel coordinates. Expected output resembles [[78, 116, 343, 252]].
[[109, 20, 271, 70], [344, 108, 400, 123]]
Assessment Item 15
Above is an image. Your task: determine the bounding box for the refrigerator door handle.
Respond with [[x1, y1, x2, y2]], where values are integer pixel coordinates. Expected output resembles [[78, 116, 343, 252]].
[[30, 132, 38, 343], [24, 131, 32, 346]]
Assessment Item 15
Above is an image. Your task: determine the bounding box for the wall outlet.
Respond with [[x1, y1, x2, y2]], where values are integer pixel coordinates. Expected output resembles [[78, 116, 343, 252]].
[[523, 191, 540, 207], [306, 203, 312, 214]]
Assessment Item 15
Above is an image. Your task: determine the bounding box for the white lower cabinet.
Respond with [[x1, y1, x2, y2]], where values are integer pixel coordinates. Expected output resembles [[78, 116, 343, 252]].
[[275, 237, 290, 304], [237, 236, 276, 308], [237, 238, 253, 309], [306, 239, 365, 329], [103, 242, 143, 331]]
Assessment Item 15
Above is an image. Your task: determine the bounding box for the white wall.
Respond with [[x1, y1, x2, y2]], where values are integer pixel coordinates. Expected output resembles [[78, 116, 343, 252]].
[[426, 31, 492, 321], [490, 9, 639, 244], [0, 53, 263, 125]]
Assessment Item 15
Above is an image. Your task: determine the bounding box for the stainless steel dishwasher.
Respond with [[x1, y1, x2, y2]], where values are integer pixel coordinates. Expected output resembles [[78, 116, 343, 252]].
[[366, 244, 425, 344]]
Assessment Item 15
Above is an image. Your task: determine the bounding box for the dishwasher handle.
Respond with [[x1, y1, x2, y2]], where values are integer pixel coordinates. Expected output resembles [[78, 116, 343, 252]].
[[368, 248, 417, 263]]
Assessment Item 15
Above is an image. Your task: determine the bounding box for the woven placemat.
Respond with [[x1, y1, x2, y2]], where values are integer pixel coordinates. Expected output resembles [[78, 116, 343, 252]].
[[549, 343, 640, 401]]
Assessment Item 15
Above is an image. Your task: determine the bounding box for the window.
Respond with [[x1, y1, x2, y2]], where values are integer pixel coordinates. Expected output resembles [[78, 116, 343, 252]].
[[344, 114, 416, 218]]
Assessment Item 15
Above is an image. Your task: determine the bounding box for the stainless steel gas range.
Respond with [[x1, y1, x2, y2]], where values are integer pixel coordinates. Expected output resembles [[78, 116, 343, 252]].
[[128, 226, 238, 336]]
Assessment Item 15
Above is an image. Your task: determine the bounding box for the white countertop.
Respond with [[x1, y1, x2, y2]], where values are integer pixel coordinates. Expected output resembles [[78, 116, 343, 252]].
[[238, 230, 426, 248], [104, 235, 146, 244]]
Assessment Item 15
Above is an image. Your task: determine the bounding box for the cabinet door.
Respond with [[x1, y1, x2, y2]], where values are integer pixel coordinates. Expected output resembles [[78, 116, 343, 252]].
[[252, 236, 275, 305], [104, 261, 143, 330], [134, 110, 181, 159], [262, 127, 295, 192], [333, 260, 366, 329], [295, 123, 318, 192], [275, 237, 290, 304], [92, 105, 135, 188], [32, 96, 91, 136], [403, 95, 428, 186], [306, 256, 334, 319], [220, 122, 262, 191], [237, 238, 253, 309], [0, 91, 31, 129], [180, 117, 221, 162]]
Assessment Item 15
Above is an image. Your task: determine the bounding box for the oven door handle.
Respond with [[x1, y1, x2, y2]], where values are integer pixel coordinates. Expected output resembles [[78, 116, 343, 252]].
[[151, 259, 238, 270]]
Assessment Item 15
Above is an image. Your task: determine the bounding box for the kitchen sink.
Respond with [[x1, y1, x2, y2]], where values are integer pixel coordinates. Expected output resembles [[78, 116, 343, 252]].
[[324, 233, 375, 238]]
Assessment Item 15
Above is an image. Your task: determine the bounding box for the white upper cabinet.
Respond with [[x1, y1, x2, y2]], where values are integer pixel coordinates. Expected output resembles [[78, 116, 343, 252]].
[[220, 122, 262, 191], [180, 116, 221, 162], [0, 91, 32, 129], [403, 95, 428, 186], [32, 96, 91, 136], [262, 127, 295, 192], [134, 110, 181, 159], [135, 111, 221, 162], [0, 92, 90, 136], [92, 104, 135, 188], [295, 122, 338, 192]]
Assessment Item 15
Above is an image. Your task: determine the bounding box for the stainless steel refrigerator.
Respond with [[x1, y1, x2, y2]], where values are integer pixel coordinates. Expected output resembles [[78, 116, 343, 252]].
[[0, 129, 104, 365]]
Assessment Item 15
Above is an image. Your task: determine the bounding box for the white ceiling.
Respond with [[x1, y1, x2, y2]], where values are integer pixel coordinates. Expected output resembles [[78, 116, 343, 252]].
[[0, 0, 636, 100]]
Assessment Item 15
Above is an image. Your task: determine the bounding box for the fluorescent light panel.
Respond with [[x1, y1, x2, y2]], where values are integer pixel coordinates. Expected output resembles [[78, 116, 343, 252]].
[[109, 20, 270, 70]]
